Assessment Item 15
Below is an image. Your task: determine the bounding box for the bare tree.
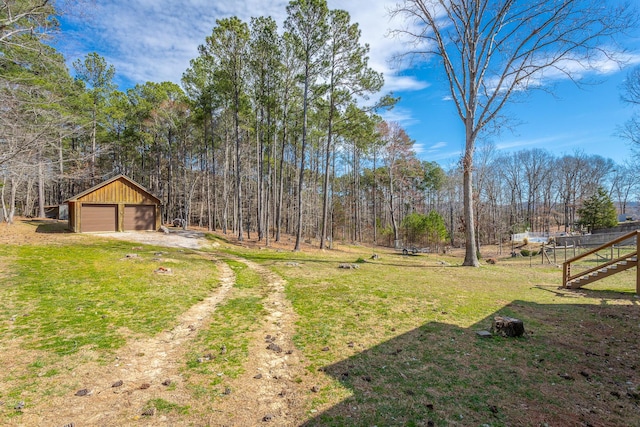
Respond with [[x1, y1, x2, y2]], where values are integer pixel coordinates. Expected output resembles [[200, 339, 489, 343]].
[[379, 121, 418, 248], [621, 66, 640, 148], [610, 160, 639, 215], [392, 0, 635, 266]]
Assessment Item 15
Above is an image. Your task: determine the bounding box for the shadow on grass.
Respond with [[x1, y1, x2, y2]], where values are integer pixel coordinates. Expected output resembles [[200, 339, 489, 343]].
[[25, 219, 70, 234], [301, 299, 640, 427], [533, 285, 640, 305]]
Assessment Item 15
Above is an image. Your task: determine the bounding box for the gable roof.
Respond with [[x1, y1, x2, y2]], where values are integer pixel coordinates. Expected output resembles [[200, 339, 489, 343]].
[[65, 174, 161, 204]]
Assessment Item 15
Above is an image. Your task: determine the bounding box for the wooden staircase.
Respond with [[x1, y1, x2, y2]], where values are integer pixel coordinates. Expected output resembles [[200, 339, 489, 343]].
[[562, 230, 640, 293]]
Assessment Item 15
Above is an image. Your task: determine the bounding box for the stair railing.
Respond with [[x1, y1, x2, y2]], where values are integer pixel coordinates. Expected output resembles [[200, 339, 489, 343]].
[[562, 230, 639, 291]]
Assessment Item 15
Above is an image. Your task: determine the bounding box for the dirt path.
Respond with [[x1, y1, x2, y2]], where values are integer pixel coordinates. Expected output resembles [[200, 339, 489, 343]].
[[15, 230, 308, 426], [205, 257, 308, 426]]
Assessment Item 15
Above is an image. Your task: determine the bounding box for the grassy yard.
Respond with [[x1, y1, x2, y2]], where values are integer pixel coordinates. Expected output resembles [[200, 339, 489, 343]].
[[0, 230, 220, 420], [235, 245, 640, 426], [1, 221, 639, 426]]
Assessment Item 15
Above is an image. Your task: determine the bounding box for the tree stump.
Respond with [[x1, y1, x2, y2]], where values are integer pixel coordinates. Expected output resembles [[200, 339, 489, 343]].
[[491, 316, 525, 337]]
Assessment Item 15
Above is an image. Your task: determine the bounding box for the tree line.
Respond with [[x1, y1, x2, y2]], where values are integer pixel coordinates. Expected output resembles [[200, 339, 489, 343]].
[[1, 0, 639, 257]]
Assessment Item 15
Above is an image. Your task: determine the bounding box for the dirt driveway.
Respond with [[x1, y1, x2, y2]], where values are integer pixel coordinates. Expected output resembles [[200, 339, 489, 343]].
[[95, 228, 211, 250]]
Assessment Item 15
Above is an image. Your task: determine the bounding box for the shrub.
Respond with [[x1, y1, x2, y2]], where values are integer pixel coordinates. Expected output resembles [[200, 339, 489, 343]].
[[520, 249, 530, 257]]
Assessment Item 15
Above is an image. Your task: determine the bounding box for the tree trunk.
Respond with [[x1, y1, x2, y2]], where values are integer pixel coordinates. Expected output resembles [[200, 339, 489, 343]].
[[235, 86, 244, 242], [38, 161, 45, 218], [8, 177, 18, 224], [373, 149, 377, 244], [1, 176, 8, 223], [294, 63, 311, 252], [462, 125, 479, 266]]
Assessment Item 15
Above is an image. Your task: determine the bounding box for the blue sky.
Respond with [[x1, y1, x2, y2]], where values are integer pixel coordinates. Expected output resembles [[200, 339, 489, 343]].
[[54, 0, 640, 167]]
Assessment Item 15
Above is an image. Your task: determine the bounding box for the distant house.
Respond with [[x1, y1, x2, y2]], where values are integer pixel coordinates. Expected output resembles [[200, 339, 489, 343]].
[[66, 174, 161, 233]]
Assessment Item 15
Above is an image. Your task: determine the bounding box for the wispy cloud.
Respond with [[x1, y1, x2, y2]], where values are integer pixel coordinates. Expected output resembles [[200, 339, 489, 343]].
[[428, 141, 447, 151], [381, 106, 418, 126], [495, 131, 613, 153], [410, 139, 460, 162], [58, 0, 421, 93], [413, 142, 426, 154], [483, 51, 640, 94]]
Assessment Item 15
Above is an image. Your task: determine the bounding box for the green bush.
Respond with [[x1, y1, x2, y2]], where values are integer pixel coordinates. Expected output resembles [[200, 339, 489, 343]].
[[520, 249, 530, 257]]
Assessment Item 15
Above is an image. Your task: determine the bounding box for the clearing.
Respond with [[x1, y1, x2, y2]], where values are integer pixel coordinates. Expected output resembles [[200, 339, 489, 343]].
[[1, 219, 639, 426]]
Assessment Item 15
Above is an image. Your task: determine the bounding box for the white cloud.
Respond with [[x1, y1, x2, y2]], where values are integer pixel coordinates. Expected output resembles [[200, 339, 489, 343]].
[[59, 0, 423, 93], [62, 1, 289, 85], [413, 142, 426, 154], [380, 106, 417, 126], [495, 135, 564, 151], [428, 141, 447, 150], [484, 50, 640, 94]]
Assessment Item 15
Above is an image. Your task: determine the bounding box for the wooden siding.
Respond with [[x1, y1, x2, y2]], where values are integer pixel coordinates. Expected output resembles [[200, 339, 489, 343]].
[[67, 175, 162, 233], [68, 201, 79, 232], [76, 178, 158, 204]]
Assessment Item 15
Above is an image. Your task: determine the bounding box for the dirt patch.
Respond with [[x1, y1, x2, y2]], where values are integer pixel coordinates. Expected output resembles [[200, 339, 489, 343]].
[[0, 219, 82, 246], [94, 230, 209, 250]]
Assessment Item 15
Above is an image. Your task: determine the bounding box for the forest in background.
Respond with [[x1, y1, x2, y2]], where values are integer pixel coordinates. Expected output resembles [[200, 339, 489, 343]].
[[2, 0, 639, 254]]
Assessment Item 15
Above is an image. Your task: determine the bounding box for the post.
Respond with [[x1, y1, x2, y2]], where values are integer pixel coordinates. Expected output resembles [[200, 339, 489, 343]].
[[637, 232, 640, 296], [636, 255, 640, 296]]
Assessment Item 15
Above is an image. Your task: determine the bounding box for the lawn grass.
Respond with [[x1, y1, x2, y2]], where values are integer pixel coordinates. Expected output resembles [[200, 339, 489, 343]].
[[3, 241, 219, 353], [234, 244, 640, 427], [2, 228, 639, 426], [182, 258, 269, 407], [0, 238, 219, 414]]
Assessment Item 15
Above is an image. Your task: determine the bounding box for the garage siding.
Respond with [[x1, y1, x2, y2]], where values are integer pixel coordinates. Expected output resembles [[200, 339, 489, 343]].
[[67, 175, 161, 233], [124, 205, 156, 231], [81, 204, 117, 232]]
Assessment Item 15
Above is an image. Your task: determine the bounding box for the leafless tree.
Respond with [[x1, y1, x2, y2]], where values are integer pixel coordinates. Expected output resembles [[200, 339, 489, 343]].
[[392, 0, 636, 266], [610, 160, 639, 215], [621, 66, 640, 148]]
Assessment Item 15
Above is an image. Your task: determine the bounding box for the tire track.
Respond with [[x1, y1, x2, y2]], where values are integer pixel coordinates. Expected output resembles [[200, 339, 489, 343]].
[[206, 256, 308, 426]]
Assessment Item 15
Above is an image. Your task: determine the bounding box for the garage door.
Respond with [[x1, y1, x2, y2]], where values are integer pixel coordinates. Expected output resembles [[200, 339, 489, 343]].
[[81, 204, 117, 232], [124, 205, 156, 231]]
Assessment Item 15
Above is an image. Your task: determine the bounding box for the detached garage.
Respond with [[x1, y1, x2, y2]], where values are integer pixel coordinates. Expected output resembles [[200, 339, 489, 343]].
[[67, 175, 162, 233]]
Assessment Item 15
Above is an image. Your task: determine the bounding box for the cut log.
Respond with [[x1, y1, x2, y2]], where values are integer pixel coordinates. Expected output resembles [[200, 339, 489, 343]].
[[491, 316, 525, 338]]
